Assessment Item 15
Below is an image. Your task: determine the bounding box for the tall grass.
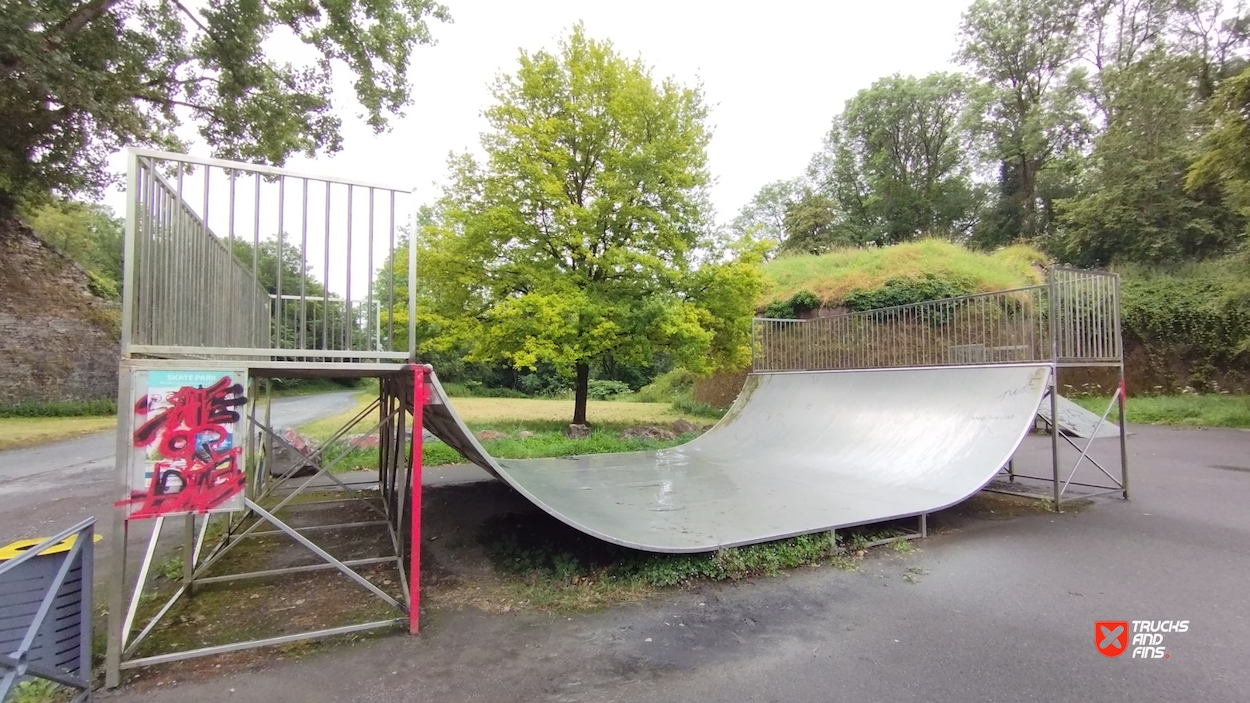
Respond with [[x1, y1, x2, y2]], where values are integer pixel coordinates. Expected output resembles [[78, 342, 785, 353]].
[[761, 240, 1046, 307], [0, 399, 116, 418]]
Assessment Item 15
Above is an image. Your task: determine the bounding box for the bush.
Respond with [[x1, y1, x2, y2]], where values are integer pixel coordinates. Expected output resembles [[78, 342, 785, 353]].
[[671, 396, 726, 419], [518, 371, 573, 396], [0, 398, 116, 418], [442, 381, 528, 398], [586, 379, 631, 400], [842, 272, 976, 311], [763, 289, 820, 319], [636, 367, 696, 403], [1117, 258, 1250, 393]]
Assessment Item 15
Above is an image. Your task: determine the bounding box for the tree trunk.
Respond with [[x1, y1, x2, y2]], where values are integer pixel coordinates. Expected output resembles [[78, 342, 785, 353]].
[[572, 362, 590, 425], [1019, 156, 1037, 239]]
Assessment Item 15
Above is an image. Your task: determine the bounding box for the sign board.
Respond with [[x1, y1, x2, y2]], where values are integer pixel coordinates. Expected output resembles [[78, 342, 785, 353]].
[[115, 369, 249, 519]]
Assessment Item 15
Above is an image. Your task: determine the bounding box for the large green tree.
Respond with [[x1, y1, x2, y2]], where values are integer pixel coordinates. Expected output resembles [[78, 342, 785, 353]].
[[730, 178, 803, 250], [0, 0, 448, 213], [809, 72, 981, 245], [1057, 53, 1244, 264], [958, 0, 1091, 246], [418, 26, 762, 425]]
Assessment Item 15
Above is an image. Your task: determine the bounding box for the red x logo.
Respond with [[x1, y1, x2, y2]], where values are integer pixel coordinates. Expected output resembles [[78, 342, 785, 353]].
[[1096, 621, 1129, 658]]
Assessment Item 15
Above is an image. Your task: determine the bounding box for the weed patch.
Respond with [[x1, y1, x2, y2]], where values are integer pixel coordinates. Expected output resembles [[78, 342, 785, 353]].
[[479, 510, 846, 592]]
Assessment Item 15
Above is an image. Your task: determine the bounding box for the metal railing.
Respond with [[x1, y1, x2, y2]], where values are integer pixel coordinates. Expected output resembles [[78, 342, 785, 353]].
[[122, 148, 415, 363], [0, 519, 95, 703], [752, 268, 1121, 372], [1051, 268, 1122, 364]]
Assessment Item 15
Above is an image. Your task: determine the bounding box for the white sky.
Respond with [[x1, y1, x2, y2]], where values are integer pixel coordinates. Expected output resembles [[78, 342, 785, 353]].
[[107, 0, 973, 224]]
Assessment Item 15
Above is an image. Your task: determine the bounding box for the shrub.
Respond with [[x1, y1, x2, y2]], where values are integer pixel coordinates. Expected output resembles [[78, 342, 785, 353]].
[[518, 371, 572, 396], [671, 396, 726, 419], [0, 399, 116, 418], [842, 272, 976, 311], [1118, 258, 1250, 393], [587, 379, 631, 400], [763, 289, 821, 319], [636, 367, 696, 403], [442, 382, 528, 398]]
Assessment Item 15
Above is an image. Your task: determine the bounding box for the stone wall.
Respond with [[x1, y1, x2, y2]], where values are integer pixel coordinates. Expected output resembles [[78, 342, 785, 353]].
[[0, 218, 119, 406]]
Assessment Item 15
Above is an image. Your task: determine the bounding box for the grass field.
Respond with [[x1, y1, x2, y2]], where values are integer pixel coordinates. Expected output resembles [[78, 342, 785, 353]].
[[0, 416, 116, 450], [1071, 394, 1250, 429], [301, 394, 712, 470], [301, 395, 697, 440]]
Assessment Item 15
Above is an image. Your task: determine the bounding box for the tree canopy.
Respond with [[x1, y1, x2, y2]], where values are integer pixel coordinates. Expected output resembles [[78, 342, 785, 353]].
[[0, 0, 449, 213], [739, 0, 1249, 267], [413, 25, 763, 424]]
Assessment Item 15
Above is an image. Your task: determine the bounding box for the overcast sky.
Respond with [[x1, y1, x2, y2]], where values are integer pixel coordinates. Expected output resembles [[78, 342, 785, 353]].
[[108, 0, 974, 224]]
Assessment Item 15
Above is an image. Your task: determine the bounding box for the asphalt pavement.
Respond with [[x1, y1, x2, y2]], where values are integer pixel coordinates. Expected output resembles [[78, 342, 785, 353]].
[[94, 423, 1250, 703]]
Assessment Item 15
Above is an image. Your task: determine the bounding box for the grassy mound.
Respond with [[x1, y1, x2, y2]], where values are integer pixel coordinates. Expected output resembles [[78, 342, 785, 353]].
[[760, 240, 1047, 309]]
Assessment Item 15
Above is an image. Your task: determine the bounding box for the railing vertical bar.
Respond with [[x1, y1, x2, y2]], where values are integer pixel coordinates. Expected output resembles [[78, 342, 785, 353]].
[[300, 178, 309, 352], [388, 191, 396, 352], [201, 165, 211, 348], [367, 188, 376, 356], [251, 173, 261, 350], [274, 177, 285, 349], [138, 161, 153, 347], [229, 171, 238, 349], [346, 184, 354, 352], [323, 181, 332, 355]]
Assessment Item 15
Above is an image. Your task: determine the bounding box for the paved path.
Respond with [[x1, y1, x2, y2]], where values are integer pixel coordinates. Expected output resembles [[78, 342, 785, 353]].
[[0, 391, 360, 550], [97, 423, 1250, 703]]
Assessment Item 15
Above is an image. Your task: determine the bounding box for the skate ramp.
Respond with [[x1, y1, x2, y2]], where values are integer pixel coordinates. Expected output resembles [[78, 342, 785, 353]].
[[1038, 394, 1122, 439], [421, 364, 1051, 553]]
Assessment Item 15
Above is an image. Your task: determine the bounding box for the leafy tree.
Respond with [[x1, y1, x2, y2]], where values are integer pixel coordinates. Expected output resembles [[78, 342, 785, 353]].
[[959, 0, 1091, 246], [777, 188, 849, 254], [1189, 65, 1250, 219], [1173, 0, 1250, 99], [730, 179, 804, 249], [1058, 53, 1244, 264], [22, 198, 123, 283], [809, 73, 981, 245], [0, 0, 449, 214], [418, 26, 762, 425], [1081, 0, 1176, 120]]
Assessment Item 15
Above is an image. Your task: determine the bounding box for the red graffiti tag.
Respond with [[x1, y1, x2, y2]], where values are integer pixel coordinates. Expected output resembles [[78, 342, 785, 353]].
[[117, 376, 248, 518]]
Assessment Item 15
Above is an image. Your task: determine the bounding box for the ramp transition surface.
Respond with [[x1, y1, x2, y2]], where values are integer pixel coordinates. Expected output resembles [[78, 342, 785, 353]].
[[422, 364, 1052, 553]]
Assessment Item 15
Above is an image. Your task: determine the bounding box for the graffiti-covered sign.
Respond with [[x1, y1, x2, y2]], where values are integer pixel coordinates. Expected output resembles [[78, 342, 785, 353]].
[[116, 369, 248, 519]]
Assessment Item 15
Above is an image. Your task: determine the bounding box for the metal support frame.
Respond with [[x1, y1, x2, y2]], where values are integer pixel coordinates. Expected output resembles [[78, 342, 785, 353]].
[[106, 148, 426, 688], [831, 514, 927, 552], [982, 270, 1129, 510], [0, 519, 95, 703], [995, 388, 1127, 507], [105, 369, 422, 686]]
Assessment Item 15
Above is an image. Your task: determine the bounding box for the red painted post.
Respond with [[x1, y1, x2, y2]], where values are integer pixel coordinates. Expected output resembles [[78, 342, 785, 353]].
[[410, 366, 425, 634]]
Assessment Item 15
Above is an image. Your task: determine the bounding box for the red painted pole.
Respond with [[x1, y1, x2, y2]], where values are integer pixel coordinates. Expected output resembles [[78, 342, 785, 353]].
[[410, 366, 425, 634]]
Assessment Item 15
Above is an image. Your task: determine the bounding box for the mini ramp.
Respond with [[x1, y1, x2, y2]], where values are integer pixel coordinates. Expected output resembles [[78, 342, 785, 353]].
[[422, 364, 1052, 553]]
